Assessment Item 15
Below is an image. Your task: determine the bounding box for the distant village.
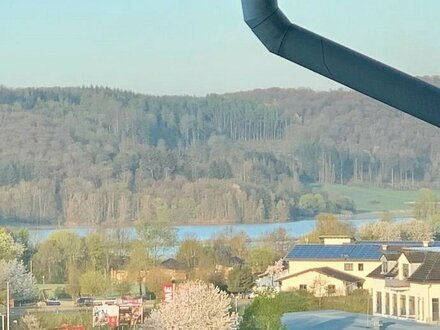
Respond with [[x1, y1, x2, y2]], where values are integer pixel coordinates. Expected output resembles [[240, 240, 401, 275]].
[[272, 235, 440, 325]]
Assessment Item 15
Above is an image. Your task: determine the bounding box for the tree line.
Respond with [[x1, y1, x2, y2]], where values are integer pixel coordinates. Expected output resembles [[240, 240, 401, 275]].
[[1, 189, 439, 316], [1, 82, 440, 225], [0, 86, 357, 226]]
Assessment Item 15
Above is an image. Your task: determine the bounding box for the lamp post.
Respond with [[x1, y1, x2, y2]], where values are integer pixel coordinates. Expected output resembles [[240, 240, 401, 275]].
[[6, 281, 10, 330]]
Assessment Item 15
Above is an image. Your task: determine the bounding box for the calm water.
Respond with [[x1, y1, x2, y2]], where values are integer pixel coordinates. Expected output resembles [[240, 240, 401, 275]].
[[25, 213, 412, 243]]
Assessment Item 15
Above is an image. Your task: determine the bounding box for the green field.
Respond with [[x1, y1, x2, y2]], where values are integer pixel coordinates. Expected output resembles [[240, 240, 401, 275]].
[[321, 184, 440, 213]]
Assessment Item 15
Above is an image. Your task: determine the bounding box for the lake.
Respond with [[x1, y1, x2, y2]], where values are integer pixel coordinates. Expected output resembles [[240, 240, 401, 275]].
[[25, 212, 412, 243]]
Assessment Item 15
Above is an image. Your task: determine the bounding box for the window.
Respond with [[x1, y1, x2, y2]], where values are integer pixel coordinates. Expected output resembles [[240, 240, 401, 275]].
[[385, 293, 390, 315], [376, 291, 382, 314], [433, 298, 439, 322], [392, 294, 397, 316], [402, 264, 409, 278], [299, 284, 307, 291], [400, 295, 406, 316], [358, 263, 364, 271], [382, 261, 388, 273], [327, 285, 336, 295], [344, 263, 353, 271], [409, 296, 415, 317]]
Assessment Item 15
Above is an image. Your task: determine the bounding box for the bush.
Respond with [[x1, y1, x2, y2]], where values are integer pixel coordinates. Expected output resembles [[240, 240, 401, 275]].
[[319, 290, 371, 314], [30, 311, 93, 329], [240, 291, 313, 330]]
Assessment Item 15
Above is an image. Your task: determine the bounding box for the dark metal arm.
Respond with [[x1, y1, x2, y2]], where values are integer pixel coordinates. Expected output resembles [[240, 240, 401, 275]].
[[242, 0, 440, 127]]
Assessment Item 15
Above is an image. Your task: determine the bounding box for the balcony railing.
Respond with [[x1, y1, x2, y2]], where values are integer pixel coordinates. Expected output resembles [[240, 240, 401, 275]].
[[385, 278, 409, 288]]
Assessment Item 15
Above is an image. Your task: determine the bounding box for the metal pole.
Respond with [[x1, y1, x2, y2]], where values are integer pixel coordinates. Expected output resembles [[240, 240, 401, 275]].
[[241, 0, 440, 129], [6, 281, 10, 330], [1, 315, 4, 330], [367, 293, 370, 327]]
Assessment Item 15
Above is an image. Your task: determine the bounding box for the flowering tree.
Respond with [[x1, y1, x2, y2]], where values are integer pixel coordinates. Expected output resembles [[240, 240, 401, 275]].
[[0, 259, 36, 302], [265, 259, 285, 287], [0, 228, 24, 261], [265, 259, 285, 277], [358, 221, 401, 241], [400, 219, 433, 241], [143, 281, 238, 330], [358, 219, 433, 241]]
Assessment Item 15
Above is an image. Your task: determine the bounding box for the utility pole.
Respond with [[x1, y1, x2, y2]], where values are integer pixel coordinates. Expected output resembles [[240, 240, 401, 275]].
[[6, 281, 10, 330]]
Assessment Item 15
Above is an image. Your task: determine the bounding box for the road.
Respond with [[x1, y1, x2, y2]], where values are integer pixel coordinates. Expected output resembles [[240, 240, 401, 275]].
[[8, 300, 156, 320], [8, 298, 251, 322]]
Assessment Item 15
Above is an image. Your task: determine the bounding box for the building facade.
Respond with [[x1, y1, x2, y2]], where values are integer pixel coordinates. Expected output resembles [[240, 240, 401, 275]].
[[278, 236, 383, 295], [369, 248, 440, 325]]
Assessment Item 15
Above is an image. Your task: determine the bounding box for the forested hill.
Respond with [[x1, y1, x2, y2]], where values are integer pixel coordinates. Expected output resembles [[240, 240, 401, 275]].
[[0, 80, 439, 226]]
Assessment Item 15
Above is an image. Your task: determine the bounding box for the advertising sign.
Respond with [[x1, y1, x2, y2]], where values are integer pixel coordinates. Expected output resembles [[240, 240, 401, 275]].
[[162, 283, 174, 304], [118, 305, 143, 325], [116, 297, 142, 305], [93, 305, 119, 327]]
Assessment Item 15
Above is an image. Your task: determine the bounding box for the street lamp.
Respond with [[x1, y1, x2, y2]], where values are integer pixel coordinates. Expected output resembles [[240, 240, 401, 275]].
[[6, 281, 10, 330]]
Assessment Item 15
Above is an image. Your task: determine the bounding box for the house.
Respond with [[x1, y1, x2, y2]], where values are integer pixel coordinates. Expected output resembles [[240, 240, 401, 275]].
[[159, 258, 187, 281], [277, 266, 365, 296], [369, 246, 440, 324], [277, 236, 384, 295]]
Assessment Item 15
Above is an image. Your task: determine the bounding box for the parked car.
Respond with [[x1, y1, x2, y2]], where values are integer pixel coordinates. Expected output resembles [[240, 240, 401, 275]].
[[76, 297, 93, 307], [45, 299, 61, 306]]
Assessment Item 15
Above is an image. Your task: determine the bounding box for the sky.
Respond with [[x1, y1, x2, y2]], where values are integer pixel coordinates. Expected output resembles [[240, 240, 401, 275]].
[[1, 0, 439, 96]]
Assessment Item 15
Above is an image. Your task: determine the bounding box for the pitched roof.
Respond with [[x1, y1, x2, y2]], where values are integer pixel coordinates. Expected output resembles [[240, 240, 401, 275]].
[[383, 252, 400, 261], [286, 244, 382, 261], [402, 251, 426, 263], [409, 252, 440, 283], [367, 265, 384, 279], [277, 267, 364, 284], [368, 251, 440, 283], [367, 263, 398, 279], [160, 258, 184, 270]]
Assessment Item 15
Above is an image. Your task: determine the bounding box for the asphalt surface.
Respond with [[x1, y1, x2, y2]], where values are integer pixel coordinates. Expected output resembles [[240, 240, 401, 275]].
[[282, 310, 440, 330], [8, 300, 157, 320]]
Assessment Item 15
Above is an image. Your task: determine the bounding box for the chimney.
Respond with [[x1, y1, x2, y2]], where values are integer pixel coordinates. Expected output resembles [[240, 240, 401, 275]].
[[320, 236, 354, 245], [422, 240, 433, 247]]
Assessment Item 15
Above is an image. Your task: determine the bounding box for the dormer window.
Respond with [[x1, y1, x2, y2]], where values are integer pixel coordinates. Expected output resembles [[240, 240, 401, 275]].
[[402, 264, 409, 278], [382, 261, 388, 274]]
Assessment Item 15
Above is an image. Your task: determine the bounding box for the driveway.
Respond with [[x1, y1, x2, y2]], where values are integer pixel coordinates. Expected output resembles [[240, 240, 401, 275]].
[[282, 310, 440, 329]]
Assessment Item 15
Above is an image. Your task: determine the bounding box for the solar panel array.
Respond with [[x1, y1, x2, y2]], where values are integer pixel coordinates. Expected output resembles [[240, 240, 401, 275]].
[[286, 244, 382, 260], [359, 241, 440, 247]]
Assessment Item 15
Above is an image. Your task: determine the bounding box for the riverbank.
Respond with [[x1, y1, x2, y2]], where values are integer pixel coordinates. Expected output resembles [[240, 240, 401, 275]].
[[11, 212, 413, 244], [0, 209, 414, 231]]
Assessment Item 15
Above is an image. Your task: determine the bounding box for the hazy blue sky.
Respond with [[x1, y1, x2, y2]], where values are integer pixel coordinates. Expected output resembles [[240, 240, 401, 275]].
[[1, 0, 439, 95]]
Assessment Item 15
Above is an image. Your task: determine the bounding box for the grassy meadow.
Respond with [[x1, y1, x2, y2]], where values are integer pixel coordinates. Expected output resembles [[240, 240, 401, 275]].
[[321, 184, 440, 213]]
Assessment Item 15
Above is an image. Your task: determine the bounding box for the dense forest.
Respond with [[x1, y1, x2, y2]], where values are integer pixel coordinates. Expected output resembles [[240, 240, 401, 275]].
[[0, 78, 439, 226]]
